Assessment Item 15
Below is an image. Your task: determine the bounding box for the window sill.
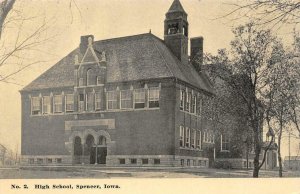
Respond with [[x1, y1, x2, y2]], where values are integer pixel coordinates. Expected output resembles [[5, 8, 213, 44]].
[[180, 110, 200, 117], [30, 108, 161, 117], [179, 147, 203, 152], [220, 150, 230, 153]]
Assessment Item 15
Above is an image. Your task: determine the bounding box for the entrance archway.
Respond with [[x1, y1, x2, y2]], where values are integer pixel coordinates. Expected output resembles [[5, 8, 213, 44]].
[[96, 136, 107, 164], [85, 134, 95, 164]]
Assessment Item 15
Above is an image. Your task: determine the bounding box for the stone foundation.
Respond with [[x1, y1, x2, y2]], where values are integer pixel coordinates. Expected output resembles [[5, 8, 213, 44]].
[[21, 155, 72, 166]]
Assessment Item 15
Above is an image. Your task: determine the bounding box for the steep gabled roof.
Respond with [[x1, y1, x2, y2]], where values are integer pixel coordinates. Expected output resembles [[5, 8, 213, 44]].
[[168, 0, 186, 14], [22, 33, 214, 94]]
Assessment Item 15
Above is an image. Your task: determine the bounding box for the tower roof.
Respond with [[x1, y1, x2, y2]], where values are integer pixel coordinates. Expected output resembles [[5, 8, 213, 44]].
[[167, 0, 186, 14]]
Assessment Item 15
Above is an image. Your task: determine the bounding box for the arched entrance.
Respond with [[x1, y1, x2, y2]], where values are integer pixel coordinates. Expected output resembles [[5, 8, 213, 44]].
[[97, 136, 107, 164], [70, 129, 112, 165], [85, 134, 95, 164], [73, 136, 82, 164]]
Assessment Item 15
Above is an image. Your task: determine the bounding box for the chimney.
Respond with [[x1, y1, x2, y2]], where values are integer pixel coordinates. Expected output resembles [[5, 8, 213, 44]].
[[190, 37, 203, 73], [80, 35, 94, 54]]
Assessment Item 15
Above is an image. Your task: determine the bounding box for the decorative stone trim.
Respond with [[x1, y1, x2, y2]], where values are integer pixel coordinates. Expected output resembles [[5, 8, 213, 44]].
[[65, 119, 115, 131]]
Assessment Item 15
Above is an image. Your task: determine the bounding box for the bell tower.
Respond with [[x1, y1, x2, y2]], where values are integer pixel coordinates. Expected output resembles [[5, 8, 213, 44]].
[[164, 0, 189, 64]]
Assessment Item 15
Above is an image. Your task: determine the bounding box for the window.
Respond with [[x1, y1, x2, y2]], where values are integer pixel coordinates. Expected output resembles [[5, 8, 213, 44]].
[[191, 129, 196, 148], [47, 158, 52, 164], [196, 130, 201, 149], [187, 159, 190, 166], [87, 69, 93, 86], [221, 134, 230, 151], [65, 94, 74, 112], [148, 87, 160, 108], [28, 158, 34, 164], [53, 95, 62, 113], [154, 159, 160, 165], [95, 92, 102, 110], [37, 158, 43, 164], [142, 159, 148, 165], [31, 97, 40, 115], [185, 127, 190, 147], [181, 159, 184, 166], [193, 160, 196, 166], [97, 76, 104, 85], [119, 159, 125, 165], [86, 92, 94, 111], [191, 95, 196, 114], [134, 89, 145, 109], [185, 92, 191, 112], [180, 90, 185, 110], [78, 94, 85, 112], [130, 159, 137, 164], [179, 126, 184, 147], [197, 96, 202, 116], [56, 158, 62, 163], [42, 96, 51, 114], [107, 91, 118, 110], [79, 78, 84, 87], [121, 90, 133, 109]]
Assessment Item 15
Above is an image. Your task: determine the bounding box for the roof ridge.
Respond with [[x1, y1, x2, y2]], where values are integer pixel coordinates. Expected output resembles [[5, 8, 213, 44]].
[[94, 33, 151, 44], [150, 35, 174, 78]]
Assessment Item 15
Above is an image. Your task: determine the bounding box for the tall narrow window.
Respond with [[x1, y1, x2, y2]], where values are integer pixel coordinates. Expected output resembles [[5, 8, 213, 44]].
[[149, 87, 160, 108], [134, 89, 145, 109], [97, 76, 104, 85], [203, 131, 207, 143], [31, 97, 40, 115], [107, 91, 118, 110], [121, 90, 133, 109], [196, 130, 201, 149], [87, 69, 93, 86], [65, 94, 74, 112], [191, 95, 196, 114], [197, 96, 202, 116], [185, 92, 191, 112], [191, 129, 196, 148], [42, 96, 51, 114], [53, 95, 62, 113], [95, 92, 101, 110], [86, 92, 94, 111], [221, 134, 230, 151], [180, 90, 185, 110], [179, 126, 184, 147], [78, 94, 85, 112], [185, 127, 190, 147], [79, 78, 84, 87]]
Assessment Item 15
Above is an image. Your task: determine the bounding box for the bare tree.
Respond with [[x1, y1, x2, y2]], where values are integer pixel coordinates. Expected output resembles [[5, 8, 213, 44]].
[[0, 0, 82, 86], [219, 0, 300, 29]]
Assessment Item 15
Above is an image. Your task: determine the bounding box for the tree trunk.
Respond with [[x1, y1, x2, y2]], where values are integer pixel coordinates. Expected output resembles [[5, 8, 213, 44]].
[[278, 122, 283, 177], [0, 0, 16, 39], [252, 121, 261, 178], [253, 141, 261, 177]]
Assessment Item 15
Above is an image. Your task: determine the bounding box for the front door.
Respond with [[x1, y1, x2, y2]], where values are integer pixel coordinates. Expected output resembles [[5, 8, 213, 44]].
[[98, 147, 107, 164], [90, 146, 107, 164]]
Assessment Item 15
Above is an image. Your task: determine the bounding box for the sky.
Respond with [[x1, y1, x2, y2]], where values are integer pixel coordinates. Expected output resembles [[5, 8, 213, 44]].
[[0, 0, 299, 157]]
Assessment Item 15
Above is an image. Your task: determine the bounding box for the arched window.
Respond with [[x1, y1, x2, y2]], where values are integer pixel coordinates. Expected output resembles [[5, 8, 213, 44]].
[[98, 136, 107, 146], [85, 134, 95, 156], [87, 69, 93, 86]]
